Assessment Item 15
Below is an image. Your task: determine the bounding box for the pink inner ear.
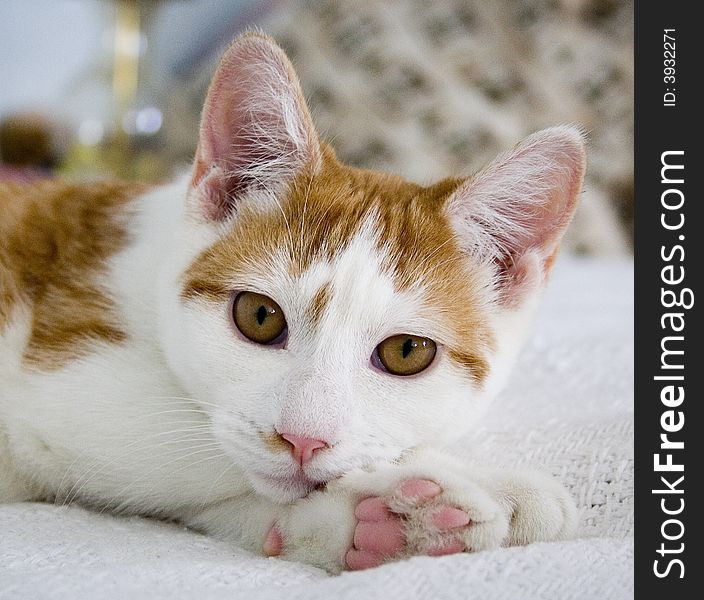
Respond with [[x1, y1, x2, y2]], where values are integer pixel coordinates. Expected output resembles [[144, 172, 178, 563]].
[[192, 33, 319, 220], [192, 166, 230, 222]]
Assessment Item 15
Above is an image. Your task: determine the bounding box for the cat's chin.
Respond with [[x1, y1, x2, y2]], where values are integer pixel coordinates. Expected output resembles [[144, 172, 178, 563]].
[[249, 470, 327, 504]]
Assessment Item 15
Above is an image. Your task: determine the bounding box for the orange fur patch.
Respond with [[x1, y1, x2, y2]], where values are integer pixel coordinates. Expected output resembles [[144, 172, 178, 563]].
[[0, 179, 148, 370], [259, 431, 291, 453], [183, 146, 494, 384]]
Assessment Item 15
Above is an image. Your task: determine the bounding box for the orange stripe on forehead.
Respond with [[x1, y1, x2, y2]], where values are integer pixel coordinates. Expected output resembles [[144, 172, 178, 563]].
[[306, 282, 333, 326]]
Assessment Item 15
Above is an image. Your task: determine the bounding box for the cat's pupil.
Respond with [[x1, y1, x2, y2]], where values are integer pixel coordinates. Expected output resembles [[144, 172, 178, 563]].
[[256, 305, 268, 325], [402, 338, 416, 359]]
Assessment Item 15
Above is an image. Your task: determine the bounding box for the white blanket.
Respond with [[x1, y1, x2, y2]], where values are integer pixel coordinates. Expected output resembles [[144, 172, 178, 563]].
[[0, 257, 634, 599]]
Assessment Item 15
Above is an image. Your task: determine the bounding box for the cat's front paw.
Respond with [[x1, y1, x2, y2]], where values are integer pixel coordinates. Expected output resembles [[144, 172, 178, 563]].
[[259, 473, 507, 573], [345, 476, 508, 570], [259, 460, 576, 573]]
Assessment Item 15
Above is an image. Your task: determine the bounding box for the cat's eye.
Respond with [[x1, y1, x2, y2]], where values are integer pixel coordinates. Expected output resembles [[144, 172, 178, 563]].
[[232, 291, 288, 345], [375, 334, 437, 376]]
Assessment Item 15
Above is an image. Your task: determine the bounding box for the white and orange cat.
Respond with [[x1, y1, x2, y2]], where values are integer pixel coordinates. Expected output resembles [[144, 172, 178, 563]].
[[0, 33, 586, 572]]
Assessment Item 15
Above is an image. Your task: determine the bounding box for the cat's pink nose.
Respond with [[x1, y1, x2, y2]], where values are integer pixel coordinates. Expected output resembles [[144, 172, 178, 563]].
[[280, 433, 329, 467]]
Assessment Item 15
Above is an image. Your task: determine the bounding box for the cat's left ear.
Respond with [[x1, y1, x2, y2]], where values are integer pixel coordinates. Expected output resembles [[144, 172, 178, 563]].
[[445, 125, 586, 307], [190, 32, 321, 221]]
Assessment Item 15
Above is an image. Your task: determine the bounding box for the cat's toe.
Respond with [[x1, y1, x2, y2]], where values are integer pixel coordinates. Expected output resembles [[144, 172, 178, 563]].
[[399, 478, 442, 499], [347, 496, 406, 569], [355, 496, 391, 521], [353, 519, 405, 555], [424, 505, 471, 529]]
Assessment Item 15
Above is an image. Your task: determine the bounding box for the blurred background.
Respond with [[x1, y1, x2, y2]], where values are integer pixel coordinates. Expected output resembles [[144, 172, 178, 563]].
[[0, 0, 633, 255]]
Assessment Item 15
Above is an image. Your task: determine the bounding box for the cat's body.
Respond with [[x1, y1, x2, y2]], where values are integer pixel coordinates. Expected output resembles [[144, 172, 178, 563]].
[[0, 178, 242, 511], [0, 34, 585, 572]]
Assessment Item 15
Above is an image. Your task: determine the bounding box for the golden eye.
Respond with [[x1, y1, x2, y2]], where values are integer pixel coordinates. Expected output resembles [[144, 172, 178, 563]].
[[233, 292, 287, 345], [376, 334, 437, 376]]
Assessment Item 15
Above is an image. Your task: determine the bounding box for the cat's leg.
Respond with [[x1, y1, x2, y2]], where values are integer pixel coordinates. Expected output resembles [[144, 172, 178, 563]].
[[183, 489, 357, 573], [184, 494, 287, 556], [263, 448, 576, 572]]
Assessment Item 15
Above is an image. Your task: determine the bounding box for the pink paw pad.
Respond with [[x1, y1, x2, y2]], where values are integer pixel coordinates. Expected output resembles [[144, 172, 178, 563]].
[[355, 496, 391, 521], [399, 479, 442, 499], [263, 524, 283, 557], [353, 520, 405, 555], [428, 506, 471, 529], [346, 548, 385, 570], [347, 497, 405, 570]]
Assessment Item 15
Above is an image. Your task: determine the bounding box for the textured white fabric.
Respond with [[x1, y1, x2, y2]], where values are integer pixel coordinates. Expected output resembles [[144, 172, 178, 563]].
[[0, 257, 634, 599]]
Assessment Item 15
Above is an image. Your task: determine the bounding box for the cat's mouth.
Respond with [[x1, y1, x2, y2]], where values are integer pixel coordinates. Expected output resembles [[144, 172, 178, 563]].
[[252, 469, 329, 501], [265, 470, 327, 490]]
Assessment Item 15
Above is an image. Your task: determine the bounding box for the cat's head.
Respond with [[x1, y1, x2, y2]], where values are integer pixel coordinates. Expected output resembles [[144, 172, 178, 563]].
[[161, 33, 585, 503]]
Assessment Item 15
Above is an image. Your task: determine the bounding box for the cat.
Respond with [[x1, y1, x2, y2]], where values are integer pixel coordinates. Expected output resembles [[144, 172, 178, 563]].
[[0, 32, 585, 573]]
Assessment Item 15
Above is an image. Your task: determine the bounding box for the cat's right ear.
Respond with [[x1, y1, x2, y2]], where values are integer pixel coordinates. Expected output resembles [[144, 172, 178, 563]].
[[189, 32, 321, 222]]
